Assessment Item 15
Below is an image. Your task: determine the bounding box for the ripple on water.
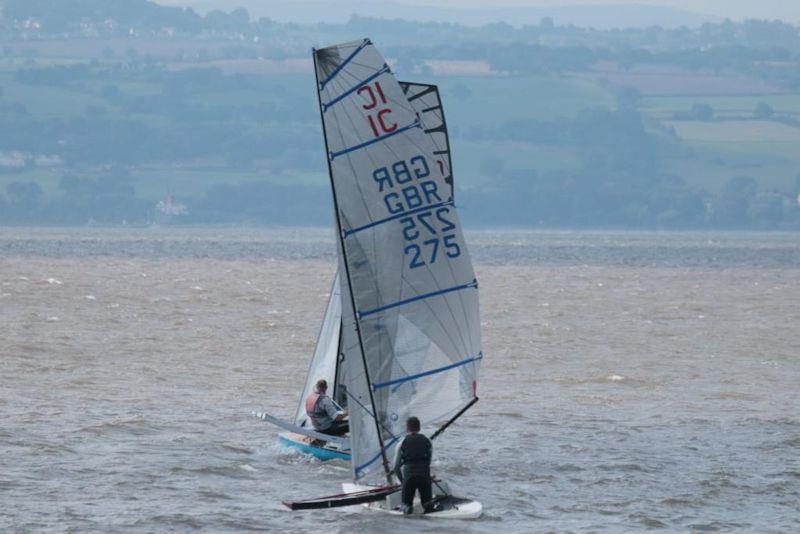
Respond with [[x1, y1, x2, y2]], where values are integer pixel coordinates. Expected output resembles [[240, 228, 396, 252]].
[[2, 229, 799, 532]]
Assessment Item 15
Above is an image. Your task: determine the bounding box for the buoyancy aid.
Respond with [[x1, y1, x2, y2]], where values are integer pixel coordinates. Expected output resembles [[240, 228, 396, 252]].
[[398, 433, 432, 477], [305, 392, 325, 419]]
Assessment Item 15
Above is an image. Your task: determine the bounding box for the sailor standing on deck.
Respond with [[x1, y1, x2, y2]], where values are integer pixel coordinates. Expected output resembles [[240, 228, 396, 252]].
[[305, 379, 348, 436], [393, 416, 435, 515]]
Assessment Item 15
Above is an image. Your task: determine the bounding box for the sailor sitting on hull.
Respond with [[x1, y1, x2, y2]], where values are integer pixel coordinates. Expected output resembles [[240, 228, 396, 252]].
[[393, 416, 436, 515], [305, 379, 348, 437]]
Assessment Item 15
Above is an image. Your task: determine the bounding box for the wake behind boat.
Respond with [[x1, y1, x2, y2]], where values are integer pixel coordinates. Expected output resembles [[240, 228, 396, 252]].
[[259, 37, 484, 518]]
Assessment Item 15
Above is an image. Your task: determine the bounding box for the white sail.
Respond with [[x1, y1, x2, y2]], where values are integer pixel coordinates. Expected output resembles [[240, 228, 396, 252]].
[[296, 82, 454, 427], [293, 275, 341, 427], [314, 39, 482, 482]]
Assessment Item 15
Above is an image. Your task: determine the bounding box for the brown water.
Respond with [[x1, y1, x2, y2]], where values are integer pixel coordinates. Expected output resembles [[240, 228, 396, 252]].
[[1, 228, 799, 532]]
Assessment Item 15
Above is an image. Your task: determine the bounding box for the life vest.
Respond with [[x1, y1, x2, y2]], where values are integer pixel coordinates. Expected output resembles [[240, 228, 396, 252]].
[[305, 392, 325, 419], [399, 433, 432, 466]]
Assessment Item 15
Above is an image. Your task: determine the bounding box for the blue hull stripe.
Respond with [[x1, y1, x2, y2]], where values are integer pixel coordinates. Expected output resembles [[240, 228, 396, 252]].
[[358, 279, 478, 319], [372, 353, 484, 391], [330, 119, 421, 160], [343, 200, 454, 238], [319, 39, 370, 90], [278, 434, 351, 461], [322, 64, 390, 112], [355, 436, 401, 475]]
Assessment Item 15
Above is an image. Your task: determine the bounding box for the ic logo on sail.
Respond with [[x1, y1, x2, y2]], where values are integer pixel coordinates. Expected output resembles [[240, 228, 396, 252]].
[[358, 81, 397, 137]]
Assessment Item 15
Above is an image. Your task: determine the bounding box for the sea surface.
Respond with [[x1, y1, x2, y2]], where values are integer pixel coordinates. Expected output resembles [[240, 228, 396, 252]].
[[1, 227, 799, 532]]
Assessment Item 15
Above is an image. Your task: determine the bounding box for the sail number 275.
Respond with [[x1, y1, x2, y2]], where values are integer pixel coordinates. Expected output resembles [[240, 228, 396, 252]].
[[401, 207, 461, 269]]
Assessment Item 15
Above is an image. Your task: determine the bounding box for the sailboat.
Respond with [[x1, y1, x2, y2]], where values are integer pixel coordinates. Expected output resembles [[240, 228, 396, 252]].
[[255, 75, 458, 463], [256, 38, 483, 518]]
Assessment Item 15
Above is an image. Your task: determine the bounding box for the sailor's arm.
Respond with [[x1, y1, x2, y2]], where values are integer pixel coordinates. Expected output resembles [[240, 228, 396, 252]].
[[392, 436, 405, 482], [321, 396, 347, 421]]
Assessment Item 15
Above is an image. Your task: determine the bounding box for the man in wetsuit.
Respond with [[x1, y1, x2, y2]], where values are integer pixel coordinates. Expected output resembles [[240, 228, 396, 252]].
[[393, 416, 434, 515], [305, 379, 348, 436]]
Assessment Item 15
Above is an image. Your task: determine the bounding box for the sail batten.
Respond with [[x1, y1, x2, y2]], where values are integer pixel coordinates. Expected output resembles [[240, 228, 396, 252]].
[[330, 118, 421, 161], [372, 352, 483, 390], [358, 279, 477, 319]]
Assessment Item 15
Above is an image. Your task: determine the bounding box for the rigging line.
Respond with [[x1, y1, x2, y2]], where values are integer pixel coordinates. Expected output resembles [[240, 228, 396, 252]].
[[359, 279, 478, 319], [319, 38, 370, 90], [342, 386, 398, 441], [355, 435, 402, 475], [314, 48, 392, 482]]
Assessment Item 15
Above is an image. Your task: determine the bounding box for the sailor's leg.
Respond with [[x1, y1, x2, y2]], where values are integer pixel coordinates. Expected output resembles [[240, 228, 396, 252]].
[[318, 420, 349, 437], [420, 475, 434, 513], [401, 477, 416, 514], [331, 420, 349, 435]]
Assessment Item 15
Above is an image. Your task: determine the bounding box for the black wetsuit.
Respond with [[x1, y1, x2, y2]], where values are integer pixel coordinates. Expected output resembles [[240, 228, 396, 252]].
[[395, 433, 433, 513]]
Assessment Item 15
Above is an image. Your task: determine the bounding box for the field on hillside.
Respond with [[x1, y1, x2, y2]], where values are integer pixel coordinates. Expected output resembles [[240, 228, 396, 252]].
[[2, 49, 799, 227]]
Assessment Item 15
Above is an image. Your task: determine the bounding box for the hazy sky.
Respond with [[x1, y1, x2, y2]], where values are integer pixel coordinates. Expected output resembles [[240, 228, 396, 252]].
[[160, 0, 800, 23], [386, 0, 798, 21]]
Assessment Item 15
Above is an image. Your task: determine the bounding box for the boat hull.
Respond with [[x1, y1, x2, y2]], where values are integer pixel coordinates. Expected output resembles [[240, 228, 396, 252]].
[[342, 482, 482, 519], [278, 432, 351, 461]]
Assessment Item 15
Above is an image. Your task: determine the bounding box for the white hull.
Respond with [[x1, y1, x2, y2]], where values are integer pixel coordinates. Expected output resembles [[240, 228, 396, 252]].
[[342, 482, 482, 519]]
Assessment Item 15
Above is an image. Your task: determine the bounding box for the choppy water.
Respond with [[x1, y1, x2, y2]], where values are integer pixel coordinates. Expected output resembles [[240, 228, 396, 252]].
[[1, 227, 799, 532]]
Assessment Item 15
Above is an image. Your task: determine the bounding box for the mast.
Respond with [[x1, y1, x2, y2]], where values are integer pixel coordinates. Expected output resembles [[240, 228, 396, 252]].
[[332, 317, 343, 405], [312, 48, 393, 483]]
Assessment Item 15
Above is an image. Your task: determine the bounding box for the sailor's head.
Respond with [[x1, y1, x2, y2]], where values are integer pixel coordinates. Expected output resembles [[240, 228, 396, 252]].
[[315, 379, 328, 394], [406, 416, 421, 433]]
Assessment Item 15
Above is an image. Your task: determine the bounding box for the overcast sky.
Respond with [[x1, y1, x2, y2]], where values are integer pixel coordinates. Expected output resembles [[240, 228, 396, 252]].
[[401, 0, 796, 19], [159, 0, 800, 24]]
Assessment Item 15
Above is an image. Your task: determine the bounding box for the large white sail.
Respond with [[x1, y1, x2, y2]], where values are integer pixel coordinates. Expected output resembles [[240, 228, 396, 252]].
[[314, 39, 482, 482], [299, 81, 457, 412]]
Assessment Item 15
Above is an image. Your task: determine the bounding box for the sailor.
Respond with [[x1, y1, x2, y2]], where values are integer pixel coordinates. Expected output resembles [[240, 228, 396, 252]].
[[393, 416, 434, 515], [305, 379, 348, 436]]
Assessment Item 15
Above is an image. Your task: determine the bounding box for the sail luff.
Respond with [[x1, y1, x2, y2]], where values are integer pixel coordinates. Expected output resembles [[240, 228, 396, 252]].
[[312, 46, 393, 483]]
